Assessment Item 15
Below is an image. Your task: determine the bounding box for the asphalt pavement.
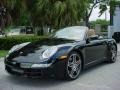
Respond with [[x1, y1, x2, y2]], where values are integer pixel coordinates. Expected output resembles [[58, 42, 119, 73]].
[[0, 44, 120, 90]]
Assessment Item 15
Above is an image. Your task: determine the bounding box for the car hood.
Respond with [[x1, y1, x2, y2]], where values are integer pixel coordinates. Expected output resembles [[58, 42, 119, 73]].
[[7, 38, 75, 63]]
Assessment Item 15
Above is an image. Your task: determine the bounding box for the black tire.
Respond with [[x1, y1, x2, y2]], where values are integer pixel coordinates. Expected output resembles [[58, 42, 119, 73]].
[[65, 51, 82, 80], [109, 44, 117, 63]]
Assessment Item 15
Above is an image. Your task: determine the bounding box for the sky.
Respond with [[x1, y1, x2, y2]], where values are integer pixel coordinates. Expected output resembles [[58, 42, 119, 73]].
[[90, 6, 110, 21]]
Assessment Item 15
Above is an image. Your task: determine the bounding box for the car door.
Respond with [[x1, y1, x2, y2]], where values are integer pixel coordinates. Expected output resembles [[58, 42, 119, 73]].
[[84, 39, 107, 66]]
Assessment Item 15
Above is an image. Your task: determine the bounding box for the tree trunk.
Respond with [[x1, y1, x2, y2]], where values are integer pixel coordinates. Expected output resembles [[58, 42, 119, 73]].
[[40, 26, 44, 35], [85, 18, 89, 27], [85, 15, 90, 28], [0, 16, 5, 33], [85, 11, 90, 28]]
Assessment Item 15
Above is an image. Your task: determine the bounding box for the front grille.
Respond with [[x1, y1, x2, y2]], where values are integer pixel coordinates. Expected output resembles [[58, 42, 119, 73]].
[[24, 69, 41, 73], [5, 59, 52, 77], [6, 65, 43, 77], [24, 69, 42, 77]]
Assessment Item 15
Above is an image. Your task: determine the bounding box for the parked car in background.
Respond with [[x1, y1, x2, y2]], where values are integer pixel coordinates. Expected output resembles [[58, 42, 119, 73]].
[[7, 26, 34, 36], [112, 32, 120, 43], [7, 28, 21, 36]]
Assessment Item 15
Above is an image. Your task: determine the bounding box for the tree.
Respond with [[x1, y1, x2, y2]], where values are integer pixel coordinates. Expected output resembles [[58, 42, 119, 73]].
[[0, 0, 12, 32], [0, 0, 30, 33], [7, 0, 30, 26], [85, 0, 109, 27], [31, 0, 87, 31]]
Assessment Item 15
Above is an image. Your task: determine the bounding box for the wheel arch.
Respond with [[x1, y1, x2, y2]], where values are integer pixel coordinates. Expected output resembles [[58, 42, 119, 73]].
[[113, 43, 117, 50], [70, 49, 85, 70], [107, 41, 117, 51]]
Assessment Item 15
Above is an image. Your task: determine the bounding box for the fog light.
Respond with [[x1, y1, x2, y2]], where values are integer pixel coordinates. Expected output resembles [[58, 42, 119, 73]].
[[31, 63, 52, 68]]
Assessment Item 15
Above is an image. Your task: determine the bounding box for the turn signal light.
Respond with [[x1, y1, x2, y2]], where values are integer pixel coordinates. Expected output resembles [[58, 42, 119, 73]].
[[59, 56, 67, 60]]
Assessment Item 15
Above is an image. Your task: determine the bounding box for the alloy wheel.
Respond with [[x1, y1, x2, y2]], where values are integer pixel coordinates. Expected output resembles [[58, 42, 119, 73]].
[[67, 53, 81, 79]]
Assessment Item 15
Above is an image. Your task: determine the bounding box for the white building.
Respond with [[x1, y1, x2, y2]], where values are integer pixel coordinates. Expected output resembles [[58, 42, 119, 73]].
[[108, 4, 120, 39], [113, 6, 120, 32]]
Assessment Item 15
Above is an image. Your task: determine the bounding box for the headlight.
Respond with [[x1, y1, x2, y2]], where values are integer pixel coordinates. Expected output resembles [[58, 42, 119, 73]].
[[42, 46, 58, 59], [8, 42, 30, 54]]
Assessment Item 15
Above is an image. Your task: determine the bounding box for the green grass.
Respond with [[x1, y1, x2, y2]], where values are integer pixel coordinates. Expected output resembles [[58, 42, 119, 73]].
[[0, 50, 8, 58]]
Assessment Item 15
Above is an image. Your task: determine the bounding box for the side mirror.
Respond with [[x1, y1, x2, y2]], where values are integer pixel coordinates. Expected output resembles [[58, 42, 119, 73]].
[[86, 38, 90, 44], [98, 36, 103, 39]]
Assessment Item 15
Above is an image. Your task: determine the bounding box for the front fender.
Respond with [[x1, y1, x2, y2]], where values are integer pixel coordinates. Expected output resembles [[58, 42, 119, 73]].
[[54, 46, 72, 59], [52, 43, 85, 64], [107, 39, 117, 51]]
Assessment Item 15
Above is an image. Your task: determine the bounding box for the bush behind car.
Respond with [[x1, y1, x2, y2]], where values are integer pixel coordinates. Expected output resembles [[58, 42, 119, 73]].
[[0, 36, 47, 50]]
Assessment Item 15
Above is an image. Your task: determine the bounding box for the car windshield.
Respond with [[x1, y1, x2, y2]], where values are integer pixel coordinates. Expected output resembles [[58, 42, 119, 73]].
[[53, 26, 87, 41]]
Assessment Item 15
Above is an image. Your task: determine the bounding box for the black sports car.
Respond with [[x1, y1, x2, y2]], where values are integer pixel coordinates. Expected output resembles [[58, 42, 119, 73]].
[[4, 26, 117, 80]]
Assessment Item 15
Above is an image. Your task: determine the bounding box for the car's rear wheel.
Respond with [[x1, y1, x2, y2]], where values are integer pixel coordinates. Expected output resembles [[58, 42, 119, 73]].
[[65, 52, 82, 80], [109, 45, 117, 63]]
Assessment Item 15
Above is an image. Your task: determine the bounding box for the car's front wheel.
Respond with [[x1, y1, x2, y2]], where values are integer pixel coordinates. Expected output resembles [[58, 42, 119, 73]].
[[65, 52, 82, 80]]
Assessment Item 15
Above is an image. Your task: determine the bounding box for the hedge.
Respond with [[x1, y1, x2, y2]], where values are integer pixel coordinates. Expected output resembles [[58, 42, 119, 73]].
[[0, 36, 47, 50]]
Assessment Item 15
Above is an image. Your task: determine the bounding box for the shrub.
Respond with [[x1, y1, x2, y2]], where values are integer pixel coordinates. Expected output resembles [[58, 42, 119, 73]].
[[0, 36, 47, 50]]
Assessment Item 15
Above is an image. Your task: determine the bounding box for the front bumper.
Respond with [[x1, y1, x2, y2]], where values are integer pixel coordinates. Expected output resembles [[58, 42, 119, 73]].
[[4, 59, 66, 78]]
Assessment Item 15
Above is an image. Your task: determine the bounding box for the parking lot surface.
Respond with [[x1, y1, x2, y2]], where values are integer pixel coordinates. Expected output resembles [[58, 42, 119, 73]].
[[0, 44, 120, 90]]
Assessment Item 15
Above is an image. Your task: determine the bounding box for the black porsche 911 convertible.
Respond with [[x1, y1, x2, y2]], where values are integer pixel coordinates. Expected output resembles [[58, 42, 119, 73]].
[[4, 26, 117, 80]]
